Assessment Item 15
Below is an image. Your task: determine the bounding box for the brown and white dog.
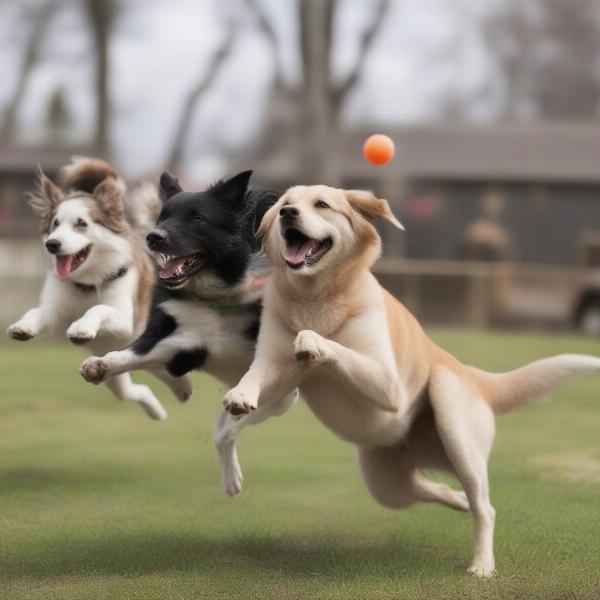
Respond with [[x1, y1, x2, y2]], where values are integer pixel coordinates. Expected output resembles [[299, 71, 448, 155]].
[[7, 158, 191, 419], [223, 184, 600, 577]]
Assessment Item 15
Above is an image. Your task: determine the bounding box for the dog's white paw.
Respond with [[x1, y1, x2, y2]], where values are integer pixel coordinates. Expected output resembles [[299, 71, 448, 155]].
[[294, 330, 329, 363], [80, 357, 111, 384], [139, 395, 168, 421], [466, 562, 495, 578], [67, 320, 98, 345], [221, 459, 244, 497], [223, 388, 257, 416], [7, 321, 37, 341]]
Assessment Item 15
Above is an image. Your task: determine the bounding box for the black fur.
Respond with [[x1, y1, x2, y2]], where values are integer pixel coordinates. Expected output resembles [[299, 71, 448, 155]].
[[130, 307, 177, 355], [126, 171, 277, 378], [243, 301, 262, 342], [167, 348, 208, 377], [148, 170, 277, 288]]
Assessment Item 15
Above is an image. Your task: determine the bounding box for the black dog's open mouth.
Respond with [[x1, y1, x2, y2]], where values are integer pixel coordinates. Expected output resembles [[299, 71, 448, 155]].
[[156, 252, 205, 285], [55, 244, 92, 280], [283, 228, 332, 270]]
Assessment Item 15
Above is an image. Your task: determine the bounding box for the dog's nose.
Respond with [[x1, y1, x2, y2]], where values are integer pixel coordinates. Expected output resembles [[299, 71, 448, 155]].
[[146, 230, 166, 249], [45, 239, 61, 254], [280, 205, 299, 219]]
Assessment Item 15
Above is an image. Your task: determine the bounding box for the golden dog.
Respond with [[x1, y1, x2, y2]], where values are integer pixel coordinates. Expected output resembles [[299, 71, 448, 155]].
[[223, 185, 600, 577]]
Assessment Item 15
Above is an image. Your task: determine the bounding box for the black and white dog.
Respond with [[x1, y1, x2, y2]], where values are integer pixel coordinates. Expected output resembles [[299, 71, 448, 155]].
[[80, 170, 297, 495]]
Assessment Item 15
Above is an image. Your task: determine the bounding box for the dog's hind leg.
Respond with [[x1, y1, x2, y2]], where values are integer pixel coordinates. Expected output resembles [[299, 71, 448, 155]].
[[358, 445, 469, 511], [104, 373, 168, 421], [214, 390, 299, 496], [147, 368, 193, 403], [429, 368, 496, 578]]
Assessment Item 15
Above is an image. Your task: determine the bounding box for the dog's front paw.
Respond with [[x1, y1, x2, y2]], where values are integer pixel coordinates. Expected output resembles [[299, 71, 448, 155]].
[[223, 388, 257, 416], [67, 321, 97, 345], [80, 357, 110, 384], [294, 330, 329, 364], [7, 321, 37, 341], [466, 562, 495, 579]]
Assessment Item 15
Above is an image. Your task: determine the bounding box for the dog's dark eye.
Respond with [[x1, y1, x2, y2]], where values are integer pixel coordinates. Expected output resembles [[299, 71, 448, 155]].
[[315, 200, 330, 209], [75, 218, 87, 228], [193, 213, 206, 224], [53, 219, 59, 228]]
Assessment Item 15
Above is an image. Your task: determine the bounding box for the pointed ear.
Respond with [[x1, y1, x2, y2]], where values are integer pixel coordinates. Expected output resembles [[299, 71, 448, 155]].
[[27, 165, 64, 233], [256, 195, 285, 240], [345, 189, 404, 230], [159, 172, 183, 201], [214, 170, 253, 208], [93, 177, 129, 233]]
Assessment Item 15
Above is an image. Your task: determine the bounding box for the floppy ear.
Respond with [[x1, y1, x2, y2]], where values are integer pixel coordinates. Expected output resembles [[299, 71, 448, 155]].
[[256, 195, 285, 240], [159, 172, 183, 201], [93, 177, 128, 233], [27, 165, 64, 232], [214, 170, 253, 208], [345, 189, 404, 230]]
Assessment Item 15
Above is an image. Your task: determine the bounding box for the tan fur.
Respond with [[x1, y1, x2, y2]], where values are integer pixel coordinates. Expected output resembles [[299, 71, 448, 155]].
[[224, 184, 600, 577], [59, 156, 118, 194], [345, 189, 404, 230], [132, 239, 154, 332], [88, 178, 129, 234], [27, 166, 65, 234], [124, 180, 162, 232]]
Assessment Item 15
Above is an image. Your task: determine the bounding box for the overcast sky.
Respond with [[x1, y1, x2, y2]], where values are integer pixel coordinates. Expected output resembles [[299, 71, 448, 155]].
[[0, 0, 508, 178]]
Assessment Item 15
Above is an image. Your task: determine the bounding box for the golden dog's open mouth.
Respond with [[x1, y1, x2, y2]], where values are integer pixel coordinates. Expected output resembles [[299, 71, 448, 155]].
[[283, 228, 332, 270]]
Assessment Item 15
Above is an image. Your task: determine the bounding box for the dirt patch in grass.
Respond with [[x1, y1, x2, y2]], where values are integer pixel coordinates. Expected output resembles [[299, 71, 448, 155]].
[[532, 452, 600, 484]]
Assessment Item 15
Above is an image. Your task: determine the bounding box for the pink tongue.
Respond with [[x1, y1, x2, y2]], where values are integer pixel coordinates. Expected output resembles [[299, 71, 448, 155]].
[[283, 241, 313, 265], [159, 257, 188, 279], [56, 255, 73, 280]]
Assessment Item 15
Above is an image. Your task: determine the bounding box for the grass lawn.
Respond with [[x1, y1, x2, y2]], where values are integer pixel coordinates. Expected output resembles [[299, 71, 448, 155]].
[[1, 330, 600, 599]]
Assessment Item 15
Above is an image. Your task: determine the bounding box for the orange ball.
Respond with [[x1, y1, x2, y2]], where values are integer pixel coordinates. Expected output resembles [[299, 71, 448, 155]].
[[363, 134, 395, 165]]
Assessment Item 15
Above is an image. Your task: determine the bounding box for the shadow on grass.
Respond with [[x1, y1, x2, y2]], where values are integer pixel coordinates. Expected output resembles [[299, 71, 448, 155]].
[[0, 465, 138, 493], [0, 531, 460, 581]]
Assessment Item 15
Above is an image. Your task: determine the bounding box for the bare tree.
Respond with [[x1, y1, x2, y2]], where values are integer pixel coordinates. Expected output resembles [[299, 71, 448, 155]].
[[165, 18, 241, 172], [84, 0, 117, 155], [248, 0, 391, 183], [0, 1, 58, 141], [536, 0, 600, 118], [484, 0, 600, 119], [165, 0, 391, 182]]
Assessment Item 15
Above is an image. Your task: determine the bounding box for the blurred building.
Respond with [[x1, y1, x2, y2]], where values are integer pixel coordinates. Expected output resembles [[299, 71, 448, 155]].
[[0, 143, 92, 238], [3, 125, 600, 330], [251, 123, 600, 268]]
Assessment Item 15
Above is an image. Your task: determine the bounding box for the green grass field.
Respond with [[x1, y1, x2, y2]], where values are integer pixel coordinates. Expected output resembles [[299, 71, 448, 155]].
[[1, 331, 600, 599]]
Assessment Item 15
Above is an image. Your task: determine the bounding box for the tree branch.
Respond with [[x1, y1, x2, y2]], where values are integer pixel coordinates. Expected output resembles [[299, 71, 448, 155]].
[[84, 0, 116, 155], [165, 20, 241, 172], [1, 0, 58, 141], [244, 0, 283, 88], [330, 0, 390, 110]]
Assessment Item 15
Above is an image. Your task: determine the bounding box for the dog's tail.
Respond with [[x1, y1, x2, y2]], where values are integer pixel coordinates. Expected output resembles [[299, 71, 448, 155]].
[[124, 180, 161, 233], [60, 156, 160, 232], [469, 354, 600, 416], [59, 155, 124, 195]]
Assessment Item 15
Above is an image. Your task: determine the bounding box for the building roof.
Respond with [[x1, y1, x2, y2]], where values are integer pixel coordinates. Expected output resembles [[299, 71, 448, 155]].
[[349, 123, 600, 183], [248, 122, 600, 185], [0, 143, 94, 173]]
